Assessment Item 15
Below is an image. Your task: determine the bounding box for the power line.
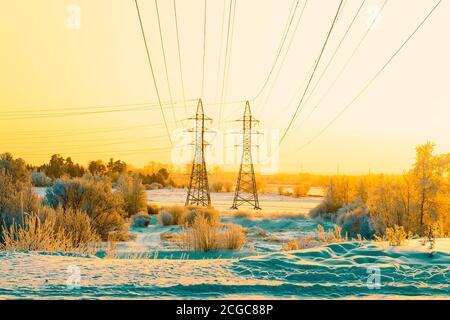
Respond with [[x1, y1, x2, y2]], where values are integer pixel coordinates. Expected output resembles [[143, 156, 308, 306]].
[[251, 0, 301, 102], [216, 0, 227, 100], [218, 0, 236, 129], [279, 0, 345, 146], [201, 0, 207, 98], [256, 0, 309, 118], [289, 0, 443, 156], [173, 0, 188, 119], [3, 135, 167, 151], [1, 133, 167, 146], [0, 103, 193, 121], [155, 0, 178, 129], [0, 102, 157, 115], [17, 146, 174, 158], [0, 98, 199, 117], [0, 123, 159, 137], [295, 0, 387, 129], [222, 0, 237, 118], [279, 0, 362, 123], [134, 0, 173, 146], [272, 60, 316, 126], [0, 106, 147, 121]]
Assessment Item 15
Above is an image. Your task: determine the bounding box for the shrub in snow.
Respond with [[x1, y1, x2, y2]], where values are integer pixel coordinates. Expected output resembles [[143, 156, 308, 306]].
[[282, 235, 319, 251], [384, 225, 408, 246], [210, 181, 224, 192], [158, 211, 173, 226], [177, 216, 245, 251], [31, 170, 52, 187], [145, 182, 164, 190], [337, 203, 375, 239], [293, 184, 310, 198], [309, 177, 358, 220], [282, 225, 349, 251], [221, 223, 246, 250], [131, 212, 151, 228], [158, 205, 188, 226], [0, 166, 40, 241], [309, 202, 337, 221], [282, 239, 299, 251], [185, 206, 219, 226], [147, 203, 160, 215], [44, 175, 128, 241], [1, 206, 100, 253], [116, 174, 147, 216]]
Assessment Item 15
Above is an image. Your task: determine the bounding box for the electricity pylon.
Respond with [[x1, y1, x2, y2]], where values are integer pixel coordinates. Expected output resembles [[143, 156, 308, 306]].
[[185, 99, 211, 207], [232, 101, 261, 210]]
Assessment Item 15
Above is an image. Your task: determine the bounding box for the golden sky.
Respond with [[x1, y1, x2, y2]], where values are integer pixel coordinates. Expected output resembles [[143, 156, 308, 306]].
[[0, 0, 449, 174]]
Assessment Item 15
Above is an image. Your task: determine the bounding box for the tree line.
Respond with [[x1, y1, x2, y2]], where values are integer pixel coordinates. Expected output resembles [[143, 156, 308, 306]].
[[27, 154, 175, 188]]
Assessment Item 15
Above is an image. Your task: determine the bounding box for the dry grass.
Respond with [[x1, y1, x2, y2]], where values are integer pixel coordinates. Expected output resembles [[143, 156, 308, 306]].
[[1, 208, 100, 254], [175, 215, 246, 252], [376, 225, 409, 246], [229, 209, 308, 219], [264, 236, 284, 243], [157, 205, 220, 227], [282, 235, 319, 250], [158, 205, 188, 226], [160, 233, 175, 240], [255, 228, 268, 237], [282, 225, 349, 251], [231, 210, 255, 218], [185, 206, 219, 226], [221, 223, 246, 250]]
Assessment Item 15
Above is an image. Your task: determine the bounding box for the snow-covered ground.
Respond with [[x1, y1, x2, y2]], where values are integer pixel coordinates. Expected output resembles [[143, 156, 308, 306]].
[[147, 188, 323, 215], [1, 240, 449, 299], [1, 188, 448, 299]]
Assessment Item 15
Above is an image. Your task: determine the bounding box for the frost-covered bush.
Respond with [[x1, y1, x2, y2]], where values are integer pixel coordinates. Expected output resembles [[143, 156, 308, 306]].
[[337, 203, 375, 239], [309, 177, 359, 220], [221, 223, 246, 250], [384, 225, 408, 246], [158, 211, 173, 226], [31, 170, 52, 187], [131, 212, 151, 228], [185, 206, 219, 226], [177, 216, 245, 251], [0, 153, 30, 184], [0, 171, 40, 242], [44, 175, 128, 241], [309, 202, 337, 221], [116, 174, 147, 216], [1, 206, 100, 253], [158, 205, 188, 226]]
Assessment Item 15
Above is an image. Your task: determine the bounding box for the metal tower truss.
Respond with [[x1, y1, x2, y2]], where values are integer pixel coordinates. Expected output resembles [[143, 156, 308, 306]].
[[232, 101, 261, 210], [185, 99, 212, 207]]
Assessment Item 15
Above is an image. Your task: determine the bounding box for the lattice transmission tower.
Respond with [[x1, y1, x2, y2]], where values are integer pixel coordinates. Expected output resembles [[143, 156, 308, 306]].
[[185, 99, 212, 207], [232, 101, 261, 210]]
